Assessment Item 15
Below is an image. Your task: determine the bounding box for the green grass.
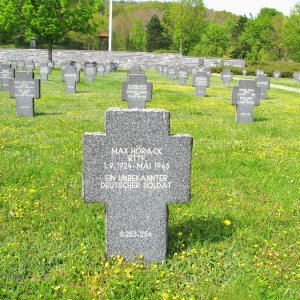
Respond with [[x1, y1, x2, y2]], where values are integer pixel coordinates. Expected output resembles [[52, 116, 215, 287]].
[[0, 69, 299, 299]]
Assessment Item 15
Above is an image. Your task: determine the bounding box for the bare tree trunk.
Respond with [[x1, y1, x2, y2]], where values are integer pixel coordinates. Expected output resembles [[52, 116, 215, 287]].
[[48, 42, 53, 61]]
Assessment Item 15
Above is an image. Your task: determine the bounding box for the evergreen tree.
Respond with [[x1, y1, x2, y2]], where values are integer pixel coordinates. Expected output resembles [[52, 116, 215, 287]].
[[146, 15, 167, 52]]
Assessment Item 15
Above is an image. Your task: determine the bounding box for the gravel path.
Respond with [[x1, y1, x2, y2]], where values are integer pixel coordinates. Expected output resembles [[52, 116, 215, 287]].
[[269, 83, 300, 93]]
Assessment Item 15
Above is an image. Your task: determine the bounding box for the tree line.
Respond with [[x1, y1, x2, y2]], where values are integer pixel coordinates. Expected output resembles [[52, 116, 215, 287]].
[[0, 0, 299, 63]]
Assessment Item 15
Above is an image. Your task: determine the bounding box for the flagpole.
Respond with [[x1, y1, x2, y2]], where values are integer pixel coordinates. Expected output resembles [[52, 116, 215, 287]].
[[108, 0, 113, 51]]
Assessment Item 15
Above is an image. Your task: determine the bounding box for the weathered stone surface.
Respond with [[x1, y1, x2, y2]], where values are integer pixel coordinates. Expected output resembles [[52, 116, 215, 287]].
[[231, 80, 260, 123], [62, 66, 80, 93], [0, 49, 245, 70], [122, 74, 152, 108], [221, 69, 233, 87], [83, 108, 192, 263], [9, 72, 40, 117], [255, 74, 270, 100]]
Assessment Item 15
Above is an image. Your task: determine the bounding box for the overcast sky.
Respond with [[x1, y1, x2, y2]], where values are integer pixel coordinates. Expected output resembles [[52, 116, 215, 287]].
[[203, 0, 298, 16]]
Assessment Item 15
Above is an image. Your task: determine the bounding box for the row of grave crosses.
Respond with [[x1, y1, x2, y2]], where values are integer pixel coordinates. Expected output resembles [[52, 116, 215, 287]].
[[61, 60, 118, 93], [155, 61, 212, 97], [122, 65, 153, 109]]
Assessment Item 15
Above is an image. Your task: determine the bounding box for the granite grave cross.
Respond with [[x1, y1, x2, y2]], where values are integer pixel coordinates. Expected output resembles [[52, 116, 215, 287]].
[[221, 69, 233, 87], [177, 67, 189, 85], [255, 74, 270, 100], [231, 80, 260, 123], [62, 66, 80, 93], [0, 64, 15, 91], [122, 74, 152, 109], [83, 108, 192, 262], [9, 72, 40, 117], [192, 71, 210, 96]]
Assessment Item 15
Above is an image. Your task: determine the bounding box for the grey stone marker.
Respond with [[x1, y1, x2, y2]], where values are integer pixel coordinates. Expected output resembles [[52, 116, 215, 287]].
[[25, 61, 35, 72], [75, 62, 83, 71], [193, 71, 210, 96], [9, 72, 40, 117], [84, 63, 96, 83], [122, 74, 152, 109], [221, 69, 233, 87], [17, 61, 25, 71], [62, 66, 80, 93], [0, 64, 15, 90], [242, 69, 247, 76], [255, 74, 270, 100], [97, 64, 105, 76], [61, 61, 76, 71], [256, 69, 264, 76], [273, 71, 281, 80], [162, 65, 168, 77], [177, 68, 189, 85], [168, 67, 176, 80], [293, 72, 300, 83], [105, 62, 112, 75], [38, 63, 51, 81], [83, 108, 192, 262], [110, 61, 118, 71], [231, 80, 260, 123]]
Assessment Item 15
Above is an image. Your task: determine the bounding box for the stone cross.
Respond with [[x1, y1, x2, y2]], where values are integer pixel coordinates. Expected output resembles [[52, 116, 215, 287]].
[[256, 69, 264, 76], [62, 66, 80, 93], [0, 64, 15, 91], [231, 80, 260, 123], [84, 63, 96, 83], [193, 71, 210, 96], [17, 61, 25, 71], [83, 108, 193, 262], [162, 65, 168, 77], [25, 61, 35, 72], [221, 69, 233, 87], [273, 71, 281, 80], [255, 74, 270, 100], [105, 62, 111, 75], [168, 67, 176, 80], [9, 72, 40, 117], [97, 64, 105, 76], [242, 69, 247, 76], [177, 68, 189, 85], [38, 63, 51, 81], [122, 74, 152, 109], [294, 72, 300, 83]]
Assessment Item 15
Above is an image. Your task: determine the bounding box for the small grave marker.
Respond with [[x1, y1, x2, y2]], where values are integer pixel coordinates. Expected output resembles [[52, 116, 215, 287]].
[[0, 64, 15, 90], [9, 72, 40, 117], [193, 71, 210, 96], [122, 74, 152, 108], [255, 74, 270, 100], [83, 108, 193, 262], [273, 71, 281, 80], [62, 66, 80, 93], [177, 67, 189, 85], [231, 80, 261, 123], [38, 63, 51, 81], [84, 63, 96, 83], [97, 64, 105, 76], [221, 69, 233, 87]]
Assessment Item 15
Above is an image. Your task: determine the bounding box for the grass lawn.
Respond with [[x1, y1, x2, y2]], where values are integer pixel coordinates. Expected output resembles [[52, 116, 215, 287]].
[[0, 69, 299, 299]]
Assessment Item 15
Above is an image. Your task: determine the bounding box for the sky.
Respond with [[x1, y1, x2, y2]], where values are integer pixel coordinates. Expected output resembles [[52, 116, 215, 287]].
[[203, 0, 298, 16]]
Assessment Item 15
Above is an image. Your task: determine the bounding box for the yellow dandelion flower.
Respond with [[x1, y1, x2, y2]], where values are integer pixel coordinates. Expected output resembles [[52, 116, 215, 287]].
[[162, 292, 169, 300], [223, 220, 231, 226]]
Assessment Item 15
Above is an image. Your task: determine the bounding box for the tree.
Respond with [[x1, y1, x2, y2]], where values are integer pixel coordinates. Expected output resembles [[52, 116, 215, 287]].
[[239, 8, 282, 62], [282, 3, 300, 62], [129, 18, 146, 51], [146, 15, 168, 52], [4, 0, 102, 60], [200, 23, 230, 57], [0, 0, 22, 44], [229, 15, 249, 58], [162, 0, 205, 55]]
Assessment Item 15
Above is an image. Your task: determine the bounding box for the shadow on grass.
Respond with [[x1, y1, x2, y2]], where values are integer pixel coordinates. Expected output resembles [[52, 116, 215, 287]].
[[35, 112, 64, 116], [254, 116, 269, 122], [167, 215, 236, 257]]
